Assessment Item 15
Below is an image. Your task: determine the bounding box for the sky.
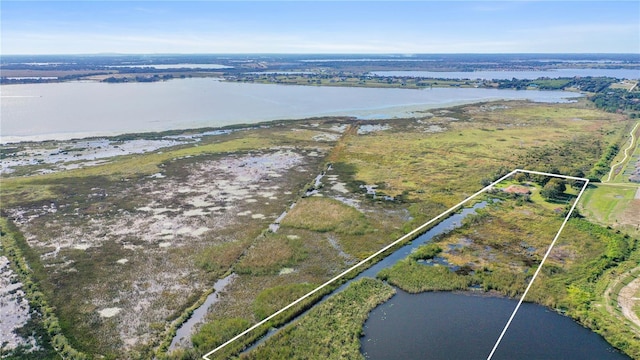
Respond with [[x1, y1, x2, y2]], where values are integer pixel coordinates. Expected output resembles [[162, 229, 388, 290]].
[[1, 1, 639, 54]]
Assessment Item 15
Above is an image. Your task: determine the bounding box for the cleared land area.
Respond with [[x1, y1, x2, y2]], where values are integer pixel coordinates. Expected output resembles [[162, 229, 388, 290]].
[[580, 184, 640, 238], [617, 269, 640, 329], [1, 99, 638, 359]]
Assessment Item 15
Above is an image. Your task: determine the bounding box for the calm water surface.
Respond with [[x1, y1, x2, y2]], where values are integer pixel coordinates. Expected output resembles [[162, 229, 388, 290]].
[[245, 200, 627, 359], [169, 274, 236, 351], [361, 291, 629, 360], [1, 78, 580, 142], [372, 68, 640, 80]]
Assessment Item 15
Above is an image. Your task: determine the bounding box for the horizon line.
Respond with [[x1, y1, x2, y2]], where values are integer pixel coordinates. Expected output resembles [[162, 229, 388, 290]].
[[2, 52, 640, 56]]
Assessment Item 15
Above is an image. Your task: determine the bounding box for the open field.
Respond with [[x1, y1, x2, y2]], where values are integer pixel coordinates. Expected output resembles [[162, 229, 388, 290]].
[[240, 278, 394, 360], [1, 100, 637, 359], [579, 119, 640, 238], [580, 184, 640, 237]]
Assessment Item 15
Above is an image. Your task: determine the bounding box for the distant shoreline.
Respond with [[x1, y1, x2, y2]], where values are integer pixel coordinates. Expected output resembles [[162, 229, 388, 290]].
[[0, 79, 581, 144]]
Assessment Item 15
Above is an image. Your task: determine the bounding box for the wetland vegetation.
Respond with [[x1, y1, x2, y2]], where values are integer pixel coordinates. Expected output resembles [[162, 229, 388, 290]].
[[1, 55, 639, 359]]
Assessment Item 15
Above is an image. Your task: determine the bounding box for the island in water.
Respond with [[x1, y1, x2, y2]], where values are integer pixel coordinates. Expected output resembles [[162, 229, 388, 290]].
[[1, 53, 639, 360]]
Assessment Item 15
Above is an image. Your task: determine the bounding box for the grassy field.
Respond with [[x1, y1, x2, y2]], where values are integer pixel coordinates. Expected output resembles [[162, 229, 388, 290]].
[[580, 184, 640, 237], [607, 121, 639, 183], [240, 278, 395, 360], [280, 197, 371, 234], [578, 120, 640, 238], [328, 101, 626, 208], [1, 100, 636, 359]]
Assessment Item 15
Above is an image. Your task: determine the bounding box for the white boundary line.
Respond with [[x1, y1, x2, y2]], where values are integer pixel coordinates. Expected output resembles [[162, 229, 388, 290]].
[[203, 169, 588, 360], [486, 169, 589, 360]]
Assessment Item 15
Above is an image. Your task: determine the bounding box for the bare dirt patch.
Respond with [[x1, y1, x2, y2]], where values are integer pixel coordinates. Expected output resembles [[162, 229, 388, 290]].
[[604, 268, 640, 336], [2, 147, 326, 355], [618, 275, 640, 329], [619, 199, 640, 231], [0, 256, 34, 351], [502, 184, 532, 195]]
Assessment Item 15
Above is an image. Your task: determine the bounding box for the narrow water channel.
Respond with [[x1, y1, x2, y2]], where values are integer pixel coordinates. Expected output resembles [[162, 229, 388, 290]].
[[244, 201, 490, 352], [169, 273, 236, 350], [243, 197, 630, 359]]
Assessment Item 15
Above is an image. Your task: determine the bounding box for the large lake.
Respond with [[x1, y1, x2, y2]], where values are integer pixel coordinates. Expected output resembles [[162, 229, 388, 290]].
[[361, 290, 629, 360], [0, 78, 580, 143], [372, 68, 640, 80]]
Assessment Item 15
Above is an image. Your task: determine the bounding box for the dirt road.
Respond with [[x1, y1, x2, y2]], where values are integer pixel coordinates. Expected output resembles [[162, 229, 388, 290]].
[[618, 275, 640, 328], [604, 267, 640, 334]]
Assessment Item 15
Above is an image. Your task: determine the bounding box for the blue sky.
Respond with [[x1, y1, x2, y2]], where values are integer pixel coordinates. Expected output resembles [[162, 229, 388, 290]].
[[1, 1, 639, 54]]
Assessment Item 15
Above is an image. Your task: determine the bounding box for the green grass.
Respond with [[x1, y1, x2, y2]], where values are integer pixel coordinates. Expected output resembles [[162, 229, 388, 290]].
[[372, 193, 639, 358], [580, 183, 640, 238], [241, 278, 395, 360], [378, 260, 472, 292], [235, 233, 308, 275], [280, 197, 371, 235], [608, 121, 639, 183], [581, 184, 635, 221], [530, 79, 572, 89], [195, 240, 253, 279], [252, 283, 318, 321], [2, 100, 636, 359]]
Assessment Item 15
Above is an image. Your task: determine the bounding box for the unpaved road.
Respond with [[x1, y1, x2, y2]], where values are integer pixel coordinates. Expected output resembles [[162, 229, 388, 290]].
[[604, 267, 640, 335], [606, 121, 639, 182], [618, 275, 640, 328]]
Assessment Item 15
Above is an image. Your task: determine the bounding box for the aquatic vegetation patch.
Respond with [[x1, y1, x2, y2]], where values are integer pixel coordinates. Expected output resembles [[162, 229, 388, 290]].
[[242, 278, 394, 360], [235, 234, 308, 275], [280, 197, 371, 235]]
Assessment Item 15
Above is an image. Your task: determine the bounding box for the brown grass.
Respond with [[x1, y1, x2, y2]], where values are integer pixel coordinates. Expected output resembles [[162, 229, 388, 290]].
[[281, 197, 370, 235]]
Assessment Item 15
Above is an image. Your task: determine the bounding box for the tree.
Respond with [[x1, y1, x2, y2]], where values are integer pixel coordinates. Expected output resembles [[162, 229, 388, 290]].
[[513, 172, 527, 183], [540, 178, 566, 200], [568, 169, 586, 188]]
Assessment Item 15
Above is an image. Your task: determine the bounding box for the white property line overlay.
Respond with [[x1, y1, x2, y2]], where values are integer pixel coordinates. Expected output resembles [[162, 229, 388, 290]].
[[203, 169, 589, 360], [486, 170, 589, 360]]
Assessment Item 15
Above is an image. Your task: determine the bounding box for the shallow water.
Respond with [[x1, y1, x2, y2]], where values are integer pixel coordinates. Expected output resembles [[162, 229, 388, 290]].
[[1, 78, 580, 142], [372, 68, 640, 80], [169, 273, 236, 351]]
